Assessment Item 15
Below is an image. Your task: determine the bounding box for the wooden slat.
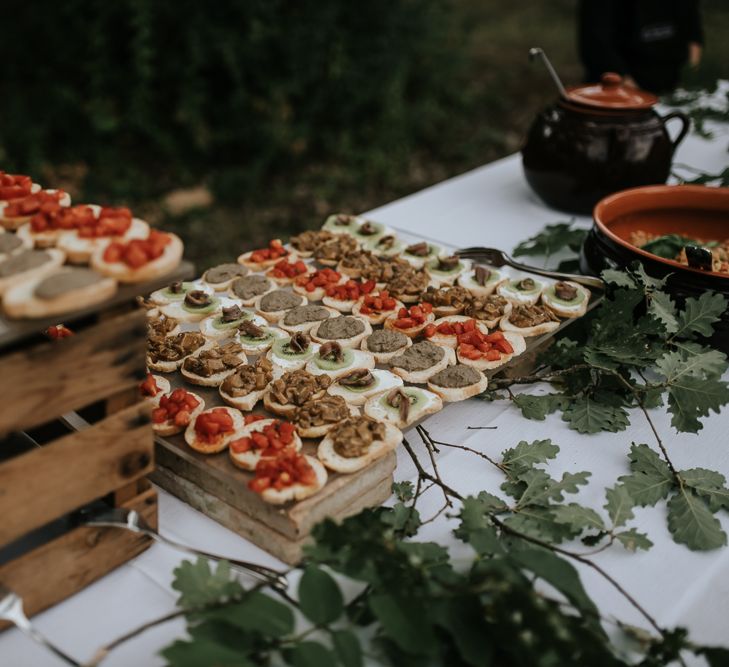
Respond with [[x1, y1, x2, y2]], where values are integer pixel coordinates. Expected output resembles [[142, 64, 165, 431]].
[[155, 442, 396, 540], [0, 309, 147, 436], [0, 402, 153, 545], [0, 488, 157, 628], [0, 261, 194, 351], [152, 465, 391, 564]]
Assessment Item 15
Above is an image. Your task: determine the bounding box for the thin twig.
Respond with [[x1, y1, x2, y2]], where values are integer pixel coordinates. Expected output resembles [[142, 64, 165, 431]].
[[84, 576, 279, 665], [416, 426, 453, 507], [429, 436, 508, 475], [490, 516, 662, 635], [399, 434, 664, 637]]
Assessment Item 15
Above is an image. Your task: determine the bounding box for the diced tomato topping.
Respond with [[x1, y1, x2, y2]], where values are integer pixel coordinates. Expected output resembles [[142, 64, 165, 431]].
[[4, 190, 67, 217], [269, 258, 308, 279], [359, 290, 397, 315], [456, 327, 513, 360], [194, 408, 234, 442], [249, 239, 288, 263], [325, 278, 375, 302], [0, 172, 34, 201], [154, 389, 200, 425], [139, 373, 160, 397], [391, 302, 433, 330], [294, 268, 341, 292], [244, 414, 266, 425], [230, 419, 296, 457], [45, 324, 73, 339], [102, 230, 171, 269], [423, 323, 436, 338], [248, 449, 317, 493], [77, 207, 132, 238]]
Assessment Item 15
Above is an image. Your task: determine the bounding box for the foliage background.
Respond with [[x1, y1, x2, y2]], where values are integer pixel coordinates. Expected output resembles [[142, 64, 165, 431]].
[[1, 0, 727, 266]]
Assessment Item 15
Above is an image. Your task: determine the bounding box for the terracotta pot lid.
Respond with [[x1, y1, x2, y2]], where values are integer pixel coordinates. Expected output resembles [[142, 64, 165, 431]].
[[565, 72, 657, 110]]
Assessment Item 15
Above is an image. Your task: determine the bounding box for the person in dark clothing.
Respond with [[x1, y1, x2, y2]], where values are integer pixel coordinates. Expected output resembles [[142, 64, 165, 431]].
[[578, 0, 704, 93]]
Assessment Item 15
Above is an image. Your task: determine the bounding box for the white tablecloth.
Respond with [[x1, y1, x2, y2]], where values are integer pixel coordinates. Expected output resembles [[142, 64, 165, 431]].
[[3, 125, 728, 667]]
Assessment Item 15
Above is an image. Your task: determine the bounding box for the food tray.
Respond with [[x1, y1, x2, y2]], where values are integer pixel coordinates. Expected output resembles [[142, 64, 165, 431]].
[[150, 229, 601, 563]]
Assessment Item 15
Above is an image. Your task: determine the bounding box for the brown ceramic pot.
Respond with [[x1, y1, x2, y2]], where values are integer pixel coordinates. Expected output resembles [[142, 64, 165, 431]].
[[522, 73, 690, 214]]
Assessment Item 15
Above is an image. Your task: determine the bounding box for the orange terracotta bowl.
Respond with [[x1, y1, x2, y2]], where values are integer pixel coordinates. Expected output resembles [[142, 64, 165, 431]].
[[581, 184, 729, 350], [592, 184, 729, 279]]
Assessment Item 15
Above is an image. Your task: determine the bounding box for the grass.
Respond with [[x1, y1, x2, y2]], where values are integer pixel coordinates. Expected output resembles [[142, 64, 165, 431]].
[[50, 0, 729, 269]]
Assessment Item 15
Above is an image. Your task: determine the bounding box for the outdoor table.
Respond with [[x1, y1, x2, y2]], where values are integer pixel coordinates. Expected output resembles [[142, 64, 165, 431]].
[[2, 124, 727, 666]]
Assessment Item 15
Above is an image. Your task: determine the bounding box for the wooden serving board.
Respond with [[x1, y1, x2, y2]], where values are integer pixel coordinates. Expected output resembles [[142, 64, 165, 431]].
[[150, 243, 603, 564]]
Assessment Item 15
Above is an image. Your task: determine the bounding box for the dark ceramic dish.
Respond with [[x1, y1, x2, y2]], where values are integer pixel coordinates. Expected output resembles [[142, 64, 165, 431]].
[[580, 185, 729, 350], [522, 73, 689, 215]]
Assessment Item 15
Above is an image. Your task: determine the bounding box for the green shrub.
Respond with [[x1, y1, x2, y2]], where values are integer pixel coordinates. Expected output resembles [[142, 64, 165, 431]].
[[0, 0, 466, 199]]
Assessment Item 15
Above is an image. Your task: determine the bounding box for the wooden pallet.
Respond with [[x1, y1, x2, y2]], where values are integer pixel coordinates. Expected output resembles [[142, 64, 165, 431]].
[[151, 288, 603, 564], [0, 263, 193, 627]]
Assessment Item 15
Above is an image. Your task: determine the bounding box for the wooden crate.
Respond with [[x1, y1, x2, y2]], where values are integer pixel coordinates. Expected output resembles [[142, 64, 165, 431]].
[[0, 264, 192, 625]]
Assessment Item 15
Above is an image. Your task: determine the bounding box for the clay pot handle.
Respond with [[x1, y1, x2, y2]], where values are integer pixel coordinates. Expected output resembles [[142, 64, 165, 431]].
[[660, 111, 691, 152]]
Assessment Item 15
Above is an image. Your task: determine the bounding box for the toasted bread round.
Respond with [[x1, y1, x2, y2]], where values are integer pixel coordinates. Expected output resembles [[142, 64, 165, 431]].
[[389, 344, 456, 384], [16, 222, 64, 249], [219, 386, 267, 411], [2, 268, 117, 319], [457, 331, 526, 370], [140, 374, 171, 405], [150, 281, 212, 306], [258, 455, 328, 505], [199, 308, 266, 340], [201, 263, 249, 292], [253, 290, 307, 323], [228, 275, 275, 306], [184, 407, 244, 454], [317, 419, 402, 473], [400, 243, 442, 269], [306, 347, 375, 380], [146, 338, 214, 373], [466, 298, 512, 329], [294, 402, 360, 439], [497, 277, 545, 306], [152, 391, 206, 437], [278, 304, 339, 335], [228, 418, 302, 471], [360, 330, 412, 363], [426, 365, 488, 402], [266, 337, 320, 373], [541, 282, 590, 318], [427, 316, 489, 349], [180, 343, 247, 387], [425, 258, 470, 287], [0, 247, 66, 296], [58, 217, 150, 265], [263, 387, 327, 417], [499, 311, 560, 337], [363, 387, 443, 428], [0, 228, 32, 261], [160, 294, 224, 323], [235, 325, 287, 354], [310, 316, 372, 349], [91, 233, 183, 283], [237, 242, 294, 271], [0, 190, 72, 231], [351, 296, 404, 325], [383, 311, 435, 339], [457, 267, 506, 298], [327, 369, 403, 406]]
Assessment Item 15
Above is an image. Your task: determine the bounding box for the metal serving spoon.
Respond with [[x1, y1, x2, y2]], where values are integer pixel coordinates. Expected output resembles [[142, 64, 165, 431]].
[[455, 246, 605, 290], [80, 507, 288, 591], [0, 584, 81, 666]]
